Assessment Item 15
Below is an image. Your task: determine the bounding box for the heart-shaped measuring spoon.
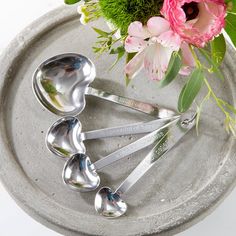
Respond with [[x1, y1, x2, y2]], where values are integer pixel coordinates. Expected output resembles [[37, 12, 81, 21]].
[[62, 118, 180, 192], [95, 112, 196, 218], [32, 53, 176, 118], [46, 116, 179, 159]]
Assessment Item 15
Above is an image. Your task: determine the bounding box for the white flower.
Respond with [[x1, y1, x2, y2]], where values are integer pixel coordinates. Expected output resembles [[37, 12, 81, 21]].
[[125, 17, 195, 80], [77, 0, 99, 25]]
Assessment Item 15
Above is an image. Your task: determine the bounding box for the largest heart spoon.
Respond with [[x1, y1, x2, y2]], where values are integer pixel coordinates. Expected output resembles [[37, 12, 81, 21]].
[[32, 53, 175, 118], [95, 112, 196, 218]]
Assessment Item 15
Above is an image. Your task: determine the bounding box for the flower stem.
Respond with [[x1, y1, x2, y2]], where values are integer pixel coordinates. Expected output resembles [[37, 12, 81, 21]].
[[190, 45, 201, 68], [189, 44, 236, 135], [203, 78, 229, 116]]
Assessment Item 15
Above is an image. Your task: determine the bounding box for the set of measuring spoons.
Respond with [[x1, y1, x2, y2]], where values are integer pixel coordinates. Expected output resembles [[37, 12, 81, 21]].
[[33, 53, 196, 218]]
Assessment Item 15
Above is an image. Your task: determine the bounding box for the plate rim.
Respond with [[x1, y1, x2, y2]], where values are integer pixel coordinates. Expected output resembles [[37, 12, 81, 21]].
[[0, 5, 236, 236]]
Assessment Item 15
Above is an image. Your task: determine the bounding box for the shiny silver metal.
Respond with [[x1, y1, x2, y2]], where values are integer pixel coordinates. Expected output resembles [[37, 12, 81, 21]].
[[32, 53, 176, 118], [62, 118, 180, 192], [94, 187, 127, 218], [62, 153, 99, 192], [46, 116, 179, 159], [95, 112, 196, 218]]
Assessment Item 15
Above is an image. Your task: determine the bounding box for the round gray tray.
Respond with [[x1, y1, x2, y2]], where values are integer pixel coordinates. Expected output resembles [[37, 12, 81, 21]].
[[1, 5, 236, 236]]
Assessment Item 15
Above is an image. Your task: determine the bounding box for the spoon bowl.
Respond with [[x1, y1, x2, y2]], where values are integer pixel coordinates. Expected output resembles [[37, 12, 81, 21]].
[[46, 116, 86, 158], [46, 115, 179, 159], [95, 187, 127, 218], [94, 112, 196, 218], [33, 53, 96, 116], [61, 118, 181, 192], [33, 53, 177, 118], [63, 153, 100, 192]]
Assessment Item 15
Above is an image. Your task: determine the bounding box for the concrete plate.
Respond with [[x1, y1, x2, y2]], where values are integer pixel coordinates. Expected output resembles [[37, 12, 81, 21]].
[[0, 5, 236, 236]]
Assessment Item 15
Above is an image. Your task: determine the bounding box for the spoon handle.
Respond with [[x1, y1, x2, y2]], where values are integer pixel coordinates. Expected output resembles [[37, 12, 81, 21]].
[[86, 87, 176, 119], [82, 116, 179, 141], [115, 113, 196, 196], [94, 118, 180, 171]]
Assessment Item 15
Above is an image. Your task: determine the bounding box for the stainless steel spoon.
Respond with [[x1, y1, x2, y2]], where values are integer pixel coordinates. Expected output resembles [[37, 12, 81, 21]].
[[32, 53, 176, 118], [46, 116, 179, 159], [62, 118, 180, 192], [95, 112, 196, 218]]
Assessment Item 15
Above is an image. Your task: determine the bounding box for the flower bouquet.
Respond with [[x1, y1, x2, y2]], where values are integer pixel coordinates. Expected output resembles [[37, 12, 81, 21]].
[[65, 0, 236, 135]]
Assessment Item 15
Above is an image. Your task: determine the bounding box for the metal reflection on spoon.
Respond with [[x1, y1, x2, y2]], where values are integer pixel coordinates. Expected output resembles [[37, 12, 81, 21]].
[[95, 112, 196, 218], [32, 53, 176, 118], [62, 118, 180, 192], [46, 116, 179, 159], [63, 153, 99, 191]]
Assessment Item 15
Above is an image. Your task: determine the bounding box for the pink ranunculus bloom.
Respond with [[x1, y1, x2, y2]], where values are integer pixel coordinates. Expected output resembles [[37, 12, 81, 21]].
[[161, 0, 226, 47], [124, 17, 195, 80]]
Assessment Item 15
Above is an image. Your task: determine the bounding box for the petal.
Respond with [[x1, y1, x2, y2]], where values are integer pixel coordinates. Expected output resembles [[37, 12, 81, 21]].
[[202, 1, 226, 18], [160, 0, 226, 47], [179, 66, 192, 76], [156, 30, 182, 51], [128, 21, 151, 39], [125, 36, 147, 53], [144, 44, 173, 81], [125, 50, 146, 79], [181, 42, 195, 67], [158, 44, 174, 73], [147, 17, 170, 36]]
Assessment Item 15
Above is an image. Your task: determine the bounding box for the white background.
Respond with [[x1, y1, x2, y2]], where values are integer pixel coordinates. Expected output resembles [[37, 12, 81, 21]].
[[0, 0, 236, 235]]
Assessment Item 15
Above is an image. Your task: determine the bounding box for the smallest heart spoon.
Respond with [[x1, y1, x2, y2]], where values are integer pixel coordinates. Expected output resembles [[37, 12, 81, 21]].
[[95, 112, 196, 218]]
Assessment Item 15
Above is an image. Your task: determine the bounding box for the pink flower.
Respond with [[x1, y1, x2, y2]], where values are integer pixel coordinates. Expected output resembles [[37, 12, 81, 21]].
[[161, 0, 226, 47], [125, 17, 195, 80]]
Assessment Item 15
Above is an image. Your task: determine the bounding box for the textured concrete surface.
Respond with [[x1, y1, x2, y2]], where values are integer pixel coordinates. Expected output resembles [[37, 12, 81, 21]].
[[1, 5, 236, 236]]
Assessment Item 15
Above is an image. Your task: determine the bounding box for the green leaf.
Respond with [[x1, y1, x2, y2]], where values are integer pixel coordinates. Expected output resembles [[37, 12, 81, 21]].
[[195, 91, 211, 135], [226, 0, 236, 12], [109, 46, 125, 70], [159, 52, 182, 88], [210, 34, 226, 66], [178, 68, 204, 113], [125, 53, 136, 86], [64, 0, 81, 4], [225, 12, 236, 47], [233, 0, 236, 11], [198, 48, 224, 80], [110, 46, 125, 54], [92, 27, 110, 37], [218, 98, 236, 114]]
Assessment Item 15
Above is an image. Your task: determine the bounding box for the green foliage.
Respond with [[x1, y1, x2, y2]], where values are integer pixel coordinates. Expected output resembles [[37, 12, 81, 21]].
[[93, 27, 112, 38], [78, 1, 102, 24], [92, 28, 120, 54], [210, 34, 226, 66], [109, 46, 126, 70], [188, 46, 236, 136], [225, 12, 236, 48], [198, 48, 224, 80], [64, 0, 81, 4], [226, 0, 236, 12], [99, 0, 164, 33], [178, 68, 204, 113], [92, 28, 126, 72], [159, 52, 182, 88], [203, 78, 236, 136], [125, 53, 136, 86], [196, 91, 211, 135]]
